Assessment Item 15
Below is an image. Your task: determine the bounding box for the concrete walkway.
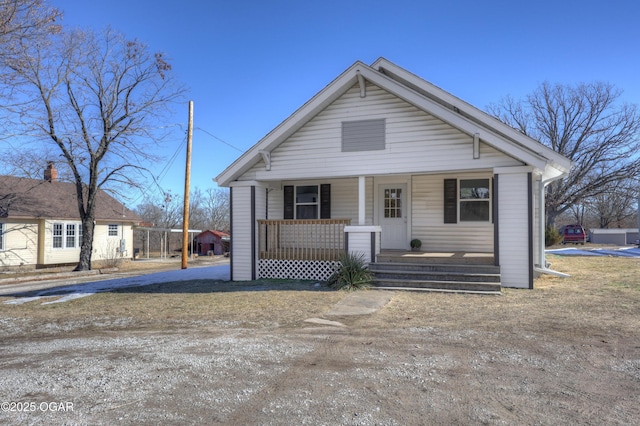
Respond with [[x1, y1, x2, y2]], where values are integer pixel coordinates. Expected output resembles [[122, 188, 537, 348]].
[[324, 290, 395, 316], [304, 290, 395, 327]]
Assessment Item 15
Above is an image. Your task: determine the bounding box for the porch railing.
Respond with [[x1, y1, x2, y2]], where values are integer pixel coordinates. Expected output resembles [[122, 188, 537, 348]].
[[258, 219, 351, 261]]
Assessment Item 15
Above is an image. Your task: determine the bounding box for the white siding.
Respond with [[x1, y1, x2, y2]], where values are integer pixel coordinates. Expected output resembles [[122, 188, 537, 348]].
[[246, 82, 521, 181], [411, 172, 494, 252], [0, 220, 38, 267], [41, 221, 136, 265], [41, 220, 82, 264], [92, 223, 136, 261], [497, 172, 531, 288], [230, 185, 255, 280], [267, 178, 374, 225]]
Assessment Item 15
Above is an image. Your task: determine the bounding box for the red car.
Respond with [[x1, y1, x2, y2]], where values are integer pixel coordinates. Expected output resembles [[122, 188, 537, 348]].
[[561, 224, 587, 244]]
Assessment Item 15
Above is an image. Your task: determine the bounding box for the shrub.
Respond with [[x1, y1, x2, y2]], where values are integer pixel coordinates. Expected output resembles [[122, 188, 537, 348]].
[[410, 238, 422, 249], [545, 226, 562, 247], [328, 252, 373, 291]]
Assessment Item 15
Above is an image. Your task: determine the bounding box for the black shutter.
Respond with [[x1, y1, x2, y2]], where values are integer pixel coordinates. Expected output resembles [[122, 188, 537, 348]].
[[320, 184, 331, 219], [444, 179, 457, 223], [283, 185, 294, 219]]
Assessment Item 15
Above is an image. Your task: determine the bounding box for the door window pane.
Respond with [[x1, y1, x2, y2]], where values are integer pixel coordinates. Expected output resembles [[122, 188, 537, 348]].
[[384, 188, 402, 218]]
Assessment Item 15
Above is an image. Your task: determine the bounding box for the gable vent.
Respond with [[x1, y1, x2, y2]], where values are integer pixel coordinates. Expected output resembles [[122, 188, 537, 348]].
[[342, 119, 385, 152]]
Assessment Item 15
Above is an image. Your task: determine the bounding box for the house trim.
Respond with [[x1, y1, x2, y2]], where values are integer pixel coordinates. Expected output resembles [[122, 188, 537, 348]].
[[216, 59, 571, 187], [229, 186, 234, 281], [493, 174, 499, 266], [528, 172, 534, 289], [251, 185, 256, 280]]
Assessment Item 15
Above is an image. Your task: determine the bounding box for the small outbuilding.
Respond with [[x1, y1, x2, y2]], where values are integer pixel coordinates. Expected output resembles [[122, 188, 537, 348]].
[[194, 230, 230, 256], [589, 229, 639, 245]]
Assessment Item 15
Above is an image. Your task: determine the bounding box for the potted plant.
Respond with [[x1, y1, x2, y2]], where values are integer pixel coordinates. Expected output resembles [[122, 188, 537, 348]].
[[410, 238, 422, 252]]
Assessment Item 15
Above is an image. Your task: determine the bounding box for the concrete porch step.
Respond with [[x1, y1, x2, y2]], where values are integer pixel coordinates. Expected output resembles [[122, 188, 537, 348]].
[[370, 262, 500, 276], [371, 278, 502, 294], [369, 261, 501, 294]]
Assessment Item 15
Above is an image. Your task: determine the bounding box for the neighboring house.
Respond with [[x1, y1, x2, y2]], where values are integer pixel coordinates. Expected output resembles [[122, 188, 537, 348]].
[[194, 230, 230, 256], [215, 58, 571, 288], [0, 164, 141, 269]]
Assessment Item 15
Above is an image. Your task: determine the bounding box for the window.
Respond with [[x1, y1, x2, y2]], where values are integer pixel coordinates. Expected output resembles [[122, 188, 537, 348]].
[[443, 178, 492, 223], [459, 179, 491, 222], [66, 224, 76, 248], [283, 184, 331, 219], [383, 188, 402, 218], [0, 223, 4, 251], [295, 186, 318, 219], [108, 224, 118, 237], [53, 223, 63, 248], [52, 222, 82, 249]]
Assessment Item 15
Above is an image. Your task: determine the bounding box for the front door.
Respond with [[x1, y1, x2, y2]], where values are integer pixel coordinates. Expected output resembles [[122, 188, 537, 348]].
[[379, 184, 407, 249]]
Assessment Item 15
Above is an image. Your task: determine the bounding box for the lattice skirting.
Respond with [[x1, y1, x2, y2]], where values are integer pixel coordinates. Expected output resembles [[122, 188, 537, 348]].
[[259, 259, 340, 281]]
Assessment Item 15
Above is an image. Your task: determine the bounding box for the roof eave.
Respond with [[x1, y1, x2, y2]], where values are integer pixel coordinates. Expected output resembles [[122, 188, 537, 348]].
[[215, 61, 369, 187]]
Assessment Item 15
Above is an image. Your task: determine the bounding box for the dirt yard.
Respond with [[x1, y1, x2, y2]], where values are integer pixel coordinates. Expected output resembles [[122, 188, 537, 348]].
[[0, 255, 638, 425]]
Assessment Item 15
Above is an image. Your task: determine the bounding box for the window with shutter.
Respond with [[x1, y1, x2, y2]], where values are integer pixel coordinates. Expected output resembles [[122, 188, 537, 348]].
[[283, 184, 331, 219], [444, 179, 457, 223]]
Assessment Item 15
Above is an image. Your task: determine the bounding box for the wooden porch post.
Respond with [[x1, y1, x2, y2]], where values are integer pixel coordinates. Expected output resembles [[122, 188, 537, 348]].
[[358, 176, 366, 225]]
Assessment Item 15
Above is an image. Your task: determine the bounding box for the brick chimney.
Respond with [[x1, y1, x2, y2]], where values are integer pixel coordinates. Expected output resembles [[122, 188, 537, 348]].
[[44, 162, 58, 182]]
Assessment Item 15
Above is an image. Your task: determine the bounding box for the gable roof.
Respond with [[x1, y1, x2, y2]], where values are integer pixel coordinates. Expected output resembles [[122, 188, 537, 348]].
[[215, 58, 571, 187], [0, 176, 141, 222], [195, 230, 230, 240]]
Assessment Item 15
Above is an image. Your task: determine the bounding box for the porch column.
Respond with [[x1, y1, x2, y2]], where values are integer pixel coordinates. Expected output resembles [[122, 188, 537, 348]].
[[345, 225, 381, 264], [494, 166, 534, 289], [228, 181, 267, 281], [358, 175, 366, 225]]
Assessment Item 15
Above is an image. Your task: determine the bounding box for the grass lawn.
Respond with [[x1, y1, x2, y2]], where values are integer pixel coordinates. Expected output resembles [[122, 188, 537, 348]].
[[0, 254, 638, 336]]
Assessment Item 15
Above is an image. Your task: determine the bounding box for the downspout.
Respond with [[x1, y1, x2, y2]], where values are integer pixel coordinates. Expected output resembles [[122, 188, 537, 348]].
[[534, 173, 570, 278]]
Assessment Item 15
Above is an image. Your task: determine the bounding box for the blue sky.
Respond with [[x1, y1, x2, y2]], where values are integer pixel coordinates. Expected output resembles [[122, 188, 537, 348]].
[[52, 0, 640, 205]]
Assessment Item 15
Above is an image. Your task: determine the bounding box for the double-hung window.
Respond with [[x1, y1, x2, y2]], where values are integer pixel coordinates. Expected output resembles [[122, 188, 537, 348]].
[[459, 179, 491, 222], [444, 178, 492, 223], [52, 222, 82, 249], [283, 184, 331, 219], [108, 224, 118, 237], [66, 224, 76, 248], [53, 223, 64, 248], [295, 186, 319, 219]]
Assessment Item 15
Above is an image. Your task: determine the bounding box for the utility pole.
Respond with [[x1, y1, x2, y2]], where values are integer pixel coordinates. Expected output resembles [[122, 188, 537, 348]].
[[181, 101, 194, 269]]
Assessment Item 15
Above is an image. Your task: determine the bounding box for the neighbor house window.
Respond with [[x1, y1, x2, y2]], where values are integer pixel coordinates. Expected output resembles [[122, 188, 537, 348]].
[[283, 184, 331, 219], [108, 224, 118, 237], [66, 224, 76, 248], [459, 179, 491, 221], [52, 222, 82, 249], [53, 223, 63, 248]]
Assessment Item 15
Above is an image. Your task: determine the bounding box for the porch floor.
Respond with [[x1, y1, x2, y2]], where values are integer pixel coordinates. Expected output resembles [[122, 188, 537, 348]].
[[376, 250, 495, 265]]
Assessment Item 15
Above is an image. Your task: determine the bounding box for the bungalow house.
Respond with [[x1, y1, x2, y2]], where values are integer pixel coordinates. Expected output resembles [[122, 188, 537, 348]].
[[0, 164, 141, 269], [215, 58, 571, 289], [194, 230, 230, 256]]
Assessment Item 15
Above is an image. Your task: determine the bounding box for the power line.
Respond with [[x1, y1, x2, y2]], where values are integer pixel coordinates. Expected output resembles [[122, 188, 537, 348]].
[[195, 127, 244, 152]]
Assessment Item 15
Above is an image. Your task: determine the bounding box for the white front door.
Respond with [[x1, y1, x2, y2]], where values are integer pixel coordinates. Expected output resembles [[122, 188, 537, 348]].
[[379, 184, 407, 249]]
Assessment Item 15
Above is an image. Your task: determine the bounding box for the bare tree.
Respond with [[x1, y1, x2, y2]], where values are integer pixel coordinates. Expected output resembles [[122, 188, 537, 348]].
[[0, 0, 60, 55], [1, 27, 185, 270], [488, 81, 640, 228], [204, 187, 230, 231], [585, 177, 638, 229]]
